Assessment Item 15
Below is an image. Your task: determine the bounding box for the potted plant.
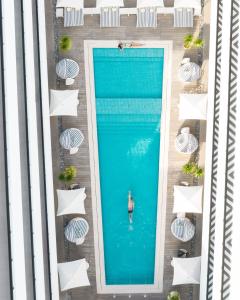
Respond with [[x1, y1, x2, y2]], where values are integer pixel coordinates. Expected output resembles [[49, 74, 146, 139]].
[[58, 166, 77, 186], [183, 35, 204, 49], [194, 38, 204, 48], [183, 34, 194, 49], [59, 35, 72, 52], [182, 162, 204, 178], [167, 291, 181, 300]]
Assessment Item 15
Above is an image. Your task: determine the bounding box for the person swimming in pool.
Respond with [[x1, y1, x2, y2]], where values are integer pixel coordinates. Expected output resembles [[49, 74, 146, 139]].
[[128, 191, 135, 224]]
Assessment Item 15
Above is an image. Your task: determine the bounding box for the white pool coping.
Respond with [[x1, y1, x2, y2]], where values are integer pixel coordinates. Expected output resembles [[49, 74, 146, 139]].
[[84, 40, 172, 294]]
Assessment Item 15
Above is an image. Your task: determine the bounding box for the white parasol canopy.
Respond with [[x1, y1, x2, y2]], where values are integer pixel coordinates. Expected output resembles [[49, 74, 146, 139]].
[[173, 185, 203, 214], [179, 93, 208, 120], [49, 89, 79, 116], [137, 0, 164, 8], [56, 0, 84, 8], [172, 256, 201, 285], [58, 258, 90, 291], [96, 0, 124, 8], [174, 0, 201, 9], [57, 188, 86, 216]]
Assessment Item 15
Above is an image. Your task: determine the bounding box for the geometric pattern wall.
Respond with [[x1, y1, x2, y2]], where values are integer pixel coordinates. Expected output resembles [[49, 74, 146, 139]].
[[221, 0, 239, 299], [206, 0, 239, 299], [206, 0, 222, 299]]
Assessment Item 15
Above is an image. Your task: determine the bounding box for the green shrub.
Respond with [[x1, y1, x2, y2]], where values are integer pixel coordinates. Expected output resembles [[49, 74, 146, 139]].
[[59, 36, 72, 52], [184, 34, 194, 49], [183, 35, 204, 49], [167, 291, 181, 300], [58, 166, 77, 183], [194, 38, 204, 48], [182, 162, 204, 178]]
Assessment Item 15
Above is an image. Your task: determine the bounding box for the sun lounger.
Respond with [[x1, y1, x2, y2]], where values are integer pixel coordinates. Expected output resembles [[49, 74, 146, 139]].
[[137, 7, 157, 27], [100, 7, 120, 27], [174, 7, 194, 27], [64, 7, 84, 27]]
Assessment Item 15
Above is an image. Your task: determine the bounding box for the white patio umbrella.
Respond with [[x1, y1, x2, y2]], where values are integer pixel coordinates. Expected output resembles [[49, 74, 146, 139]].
[[58, 258, 90, 291], [172, 256, 201, 285], [57, 188, 86, 216], [96, 0, 124, 7], [137, 0, 164, 8], [173, 185, 203, 214], [179, 93, 208, 120], [49, 89, 79, 116], [174, 0, 201, 9], [56, 0, 84, 8]]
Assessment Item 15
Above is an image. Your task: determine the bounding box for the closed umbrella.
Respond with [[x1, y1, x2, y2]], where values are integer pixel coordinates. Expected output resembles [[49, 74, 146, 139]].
[[58, 258, 90, 291], [59, 128, 84, 154], [179, 62, 201, 82], [64, 217, 89, 245], [175, 127, 198, 154], [56, 58, 79, 80], [172, 256, 201, 285], [171, 217, 195, 242]]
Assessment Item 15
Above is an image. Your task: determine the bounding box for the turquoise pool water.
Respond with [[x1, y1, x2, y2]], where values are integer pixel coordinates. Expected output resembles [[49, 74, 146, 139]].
[[93, 48, 164, 285]]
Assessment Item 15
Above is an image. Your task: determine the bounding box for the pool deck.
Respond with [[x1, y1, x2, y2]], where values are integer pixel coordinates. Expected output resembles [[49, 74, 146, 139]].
[[45, 0, 210, 299]]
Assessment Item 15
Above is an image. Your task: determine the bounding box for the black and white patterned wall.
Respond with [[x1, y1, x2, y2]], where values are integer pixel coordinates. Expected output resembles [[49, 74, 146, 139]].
[[206, 0, 239, 299]]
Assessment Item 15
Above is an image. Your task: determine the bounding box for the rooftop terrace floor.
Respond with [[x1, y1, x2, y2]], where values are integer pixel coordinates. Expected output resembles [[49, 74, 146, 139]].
[[45, 0, 210, 299]]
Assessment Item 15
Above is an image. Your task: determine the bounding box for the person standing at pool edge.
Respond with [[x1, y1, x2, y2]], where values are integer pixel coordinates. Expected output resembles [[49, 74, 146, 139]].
[[128, 191, 134, 224]]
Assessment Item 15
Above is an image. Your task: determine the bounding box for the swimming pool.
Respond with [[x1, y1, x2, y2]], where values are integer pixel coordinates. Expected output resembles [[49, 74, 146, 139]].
[[85, 41, 172, 294]]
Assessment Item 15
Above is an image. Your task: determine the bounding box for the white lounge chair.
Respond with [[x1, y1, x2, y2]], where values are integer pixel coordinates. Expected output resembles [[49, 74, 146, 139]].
[[57, 188, 86, 216], [136, 0, 164, 28], [174, 0, 201, 27], [56, 0, 84, 27], [96, 0, 124, 27], [58, 259, 90, 291], [49, 89, 79, 116], [171, 256, 201, 285], [179, 94, 208, 120]]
